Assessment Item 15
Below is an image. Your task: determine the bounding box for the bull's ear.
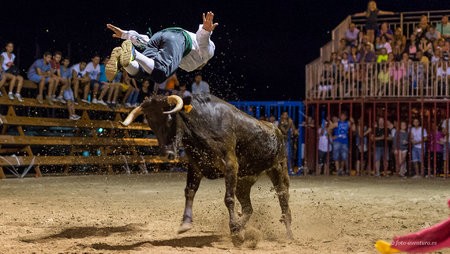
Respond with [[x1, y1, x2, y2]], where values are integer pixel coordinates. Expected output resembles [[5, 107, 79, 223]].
[[183, 96, 192, 106]]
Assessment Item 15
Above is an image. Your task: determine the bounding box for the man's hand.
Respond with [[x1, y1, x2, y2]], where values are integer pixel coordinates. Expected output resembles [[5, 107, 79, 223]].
[[107, 24, 124, 39], [202, 11, 219, 32]]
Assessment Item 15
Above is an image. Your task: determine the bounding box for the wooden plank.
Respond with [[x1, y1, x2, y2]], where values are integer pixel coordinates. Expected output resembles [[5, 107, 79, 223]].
[[0, 135, 158, 146], [22, 80, 38, 89], [0, 155, 178, 166], [0, 115, 150, 131], [0, 96, 133, 113]]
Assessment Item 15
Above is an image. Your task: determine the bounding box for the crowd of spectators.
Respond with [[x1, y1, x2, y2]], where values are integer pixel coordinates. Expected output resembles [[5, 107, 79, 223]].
[[313, 8, 450, 99], [308, 113, 450, 178], [0, 42, 211, 120]]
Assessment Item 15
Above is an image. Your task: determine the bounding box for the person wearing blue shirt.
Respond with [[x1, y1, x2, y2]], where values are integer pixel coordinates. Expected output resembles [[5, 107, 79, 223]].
[[329, 112, 355, 176], [27, 52, 55, 104], [91, 56, 110, 106], [191, 74, 210, 94]]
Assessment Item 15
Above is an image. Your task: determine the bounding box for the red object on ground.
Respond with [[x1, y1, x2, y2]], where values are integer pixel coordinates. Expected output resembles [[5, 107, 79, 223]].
[[390, 199, 450, 252]]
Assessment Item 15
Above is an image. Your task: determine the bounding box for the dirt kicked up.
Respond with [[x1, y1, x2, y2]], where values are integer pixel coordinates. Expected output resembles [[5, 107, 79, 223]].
[[0, 173, 449, 254]]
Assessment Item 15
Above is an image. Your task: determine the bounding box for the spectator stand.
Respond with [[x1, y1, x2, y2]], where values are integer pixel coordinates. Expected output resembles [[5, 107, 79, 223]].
[[0, 96, 177, 179], [230, 101, 305, 175]]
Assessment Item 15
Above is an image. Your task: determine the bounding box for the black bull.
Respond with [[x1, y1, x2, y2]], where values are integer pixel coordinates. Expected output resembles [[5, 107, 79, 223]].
[[121, 94, 293, 243]]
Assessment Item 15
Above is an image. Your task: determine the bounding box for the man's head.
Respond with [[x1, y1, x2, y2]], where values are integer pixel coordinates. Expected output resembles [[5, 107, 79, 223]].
[[340, 112, 348, 121], [378, 117, 384, 127], [416, 50, 424, 60], [413, 118, 420, 127], [43, 51, 52, 63], [5, 42, 14, 53], [92, 55, 100, 65], [79, 61, 87, 71], [62, 57, 70, 67], [194, 74, 202, 84], [269, 115, 276, 123], [349, 23, 356, 31], [179, 83, 187, 91], [103, 56, 110, 64], [53, 51, 62, 63], [443, 15, 449, 24], [142, 79, 150, 88]]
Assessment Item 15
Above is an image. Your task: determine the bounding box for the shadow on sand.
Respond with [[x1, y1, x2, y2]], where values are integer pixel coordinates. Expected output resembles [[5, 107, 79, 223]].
[[91, 235, 223, 250], [21, 225, 223, 250]]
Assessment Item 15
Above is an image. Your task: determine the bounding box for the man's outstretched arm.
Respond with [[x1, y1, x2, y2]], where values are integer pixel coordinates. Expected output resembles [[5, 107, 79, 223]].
[[106, 24, 150, 47]]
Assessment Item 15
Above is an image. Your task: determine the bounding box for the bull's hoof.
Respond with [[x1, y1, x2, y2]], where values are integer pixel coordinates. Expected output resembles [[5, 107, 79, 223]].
[[231, 232, 245, 247], [177, 222, 193, 234]]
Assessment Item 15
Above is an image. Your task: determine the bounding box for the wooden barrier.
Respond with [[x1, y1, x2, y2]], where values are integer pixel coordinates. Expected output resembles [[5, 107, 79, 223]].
[[0, 95, 174, 179]]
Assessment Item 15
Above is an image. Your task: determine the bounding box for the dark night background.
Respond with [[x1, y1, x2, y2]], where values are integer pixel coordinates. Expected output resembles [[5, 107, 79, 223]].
[[0, 0, 449, 101]]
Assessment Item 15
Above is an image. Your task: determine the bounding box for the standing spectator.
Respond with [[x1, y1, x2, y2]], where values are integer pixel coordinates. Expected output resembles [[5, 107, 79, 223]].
[[1, 42, 24, 102], [410, 118, 427, 178], [355, 118, 371, 176], [191, 74, 210, 95], [317, 120, 332, 175], [436, 15, 450, 41], [269, 115, 278, 126], [393, 121, 409, 177], [429, 123, 444, 176], [345, 23, 360, 47], [329, 112, 354, 176], [85, 55, 101, 104], [353, 1, 394, 44], [28, 52, 55, 104], [71, 61, 90, 104], [372, 117, 388, 177]]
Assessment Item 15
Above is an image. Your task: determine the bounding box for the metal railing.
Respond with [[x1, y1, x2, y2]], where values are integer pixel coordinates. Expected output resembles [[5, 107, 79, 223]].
[[306, 61, 450, 100]]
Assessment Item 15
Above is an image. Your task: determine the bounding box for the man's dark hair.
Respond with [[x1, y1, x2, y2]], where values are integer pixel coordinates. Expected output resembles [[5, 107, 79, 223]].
[[53, 51, 62, 57], [43, 51, 52, 57]]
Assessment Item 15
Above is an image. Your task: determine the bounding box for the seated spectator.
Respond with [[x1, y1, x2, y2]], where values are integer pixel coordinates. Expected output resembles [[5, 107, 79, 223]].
[[27, 51, 55, 104], [344, 23, 359, 47], [415, 50, 429, 64], [85, 55, 101, 104], [348, 46, 361, 64], [71, 61, 90, 104], [377, 47, 388, 63], [425, 25, 441, 42], [191, 74, 210, 95], [0, 56, 19, 100], [120, 71, 138, 106], [377, 22, 394, 41], [106, 70, 123, 107], [93, 56, 112, 106], [380, 35, 392, 53], [176, 83, 192, 99], [1, 42, 24, 102], [56, 57, 74, 104], [49, 51, 69, 104], [360, 43, 376, 63], [431, 48, 442, 64], [418, 37, 433, 59], [436, 15, 450, 41], [138, 79, 152, 103], [393, 27, 406, 47], [165, 73, 179, 94], [405, 34, 418, 60], [392, 39, 404, 61], [337, 38, 349, 57]]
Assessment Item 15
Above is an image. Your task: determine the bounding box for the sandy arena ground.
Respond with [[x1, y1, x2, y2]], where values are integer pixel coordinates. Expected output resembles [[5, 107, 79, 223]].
[[0, 173, 449, 254]]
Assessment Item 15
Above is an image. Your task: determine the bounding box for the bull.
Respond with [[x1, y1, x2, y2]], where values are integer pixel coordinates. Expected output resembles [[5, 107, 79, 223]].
[[121, 94, 293, 243]]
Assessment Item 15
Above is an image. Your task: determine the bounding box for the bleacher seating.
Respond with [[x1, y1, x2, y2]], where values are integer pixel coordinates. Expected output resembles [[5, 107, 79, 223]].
[[0, 93, 177, 179]]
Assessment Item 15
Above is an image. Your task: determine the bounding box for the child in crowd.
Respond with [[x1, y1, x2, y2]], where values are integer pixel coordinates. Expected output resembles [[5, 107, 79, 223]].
[[1, 42, 24, 101], [85, 55, 101, 104], [27, 51, 55, 104], [317, 120, 332, 175], [429, 123, 444, 176], [393, 121, 408, 177], [49, 51, 69, 104]]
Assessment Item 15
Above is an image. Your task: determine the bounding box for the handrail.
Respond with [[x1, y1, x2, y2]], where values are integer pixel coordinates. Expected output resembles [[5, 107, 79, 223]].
[[306, 61, 450, 101]]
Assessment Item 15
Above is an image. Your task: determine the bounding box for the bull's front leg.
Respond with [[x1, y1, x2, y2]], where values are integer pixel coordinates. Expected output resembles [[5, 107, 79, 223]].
[[223, 152, 242, 245], [178, 166, 202, 234]]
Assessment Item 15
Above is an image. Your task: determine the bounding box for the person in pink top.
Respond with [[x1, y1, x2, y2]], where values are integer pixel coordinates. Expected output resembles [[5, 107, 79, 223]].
[[429, 122, 444, 176]]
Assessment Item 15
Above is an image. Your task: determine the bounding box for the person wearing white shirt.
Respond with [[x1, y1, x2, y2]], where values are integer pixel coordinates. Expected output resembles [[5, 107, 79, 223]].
[[191, 74, 210, 95], [105, 11, 218, 84], [0, 42, 24, 101], [410, 118, 427, 178]]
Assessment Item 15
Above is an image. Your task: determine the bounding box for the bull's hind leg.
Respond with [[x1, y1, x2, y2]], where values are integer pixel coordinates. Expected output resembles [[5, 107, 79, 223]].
[[178, 166, 202, 234], [223, 152, 242, 245], [266, 161, 294, 240], [236, 176, 258, 229]]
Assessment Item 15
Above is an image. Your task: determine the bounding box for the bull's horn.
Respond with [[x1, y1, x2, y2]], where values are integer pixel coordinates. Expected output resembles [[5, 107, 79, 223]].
[[164, 95, 184, 114], [120, 106, 143, 126]]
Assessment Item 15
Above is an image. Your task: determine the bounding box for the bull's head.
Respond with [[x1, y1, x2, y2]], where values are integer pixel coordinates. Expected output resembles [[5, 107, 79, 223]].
[[121, 95, 184, 160]]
